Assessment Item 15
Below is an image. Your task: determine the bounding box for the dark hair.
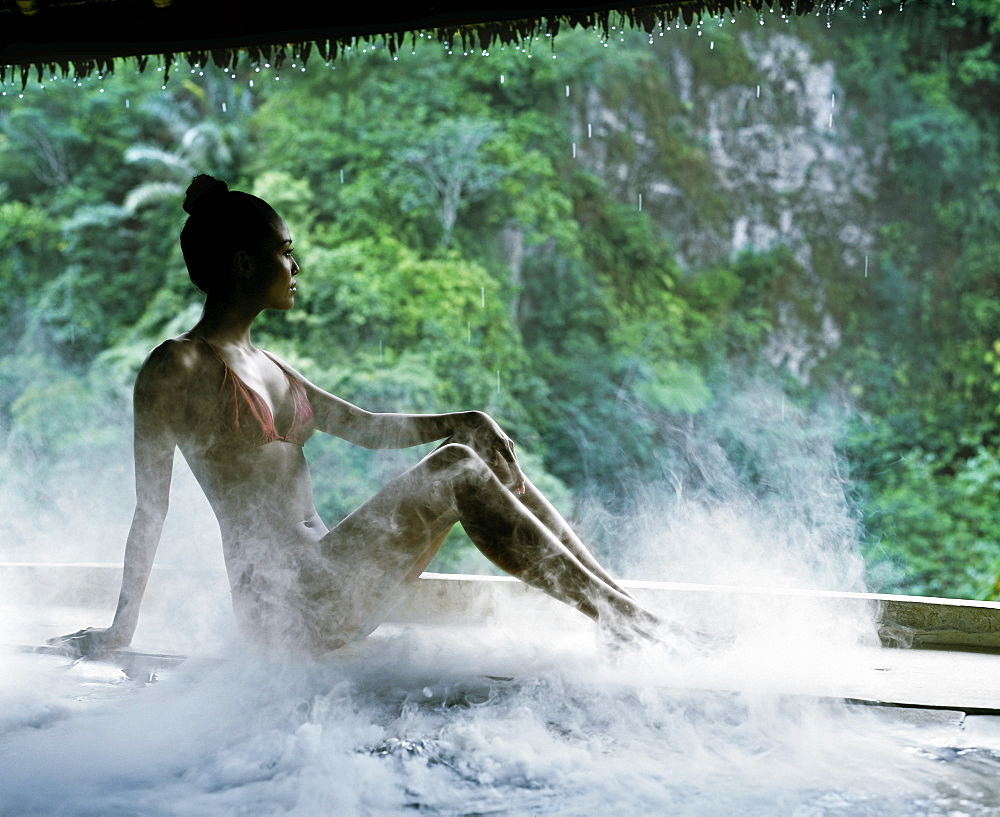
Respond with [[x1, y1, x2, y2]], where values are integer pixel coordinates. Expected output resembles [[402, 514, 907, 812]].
[[180, 174, 277, 296]]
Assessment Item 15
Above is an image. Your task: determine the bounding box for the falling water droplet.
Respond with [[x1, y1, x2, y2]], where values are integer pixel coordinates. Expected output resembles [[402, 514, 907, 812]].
[[638, 193, 643, 211], [340, 169, 345, 184], [588, 123, 592, 138], [565, 85, 570, 97], [125, 98, 130, 108], [500, 74, 505, 84], [222, 102, 227, 113], [756, 85, 761, 98], [572, 142, 577, 158], [831, 93, 836, 109], [864, 256, 869, 278], [710, 41, 714, 50]]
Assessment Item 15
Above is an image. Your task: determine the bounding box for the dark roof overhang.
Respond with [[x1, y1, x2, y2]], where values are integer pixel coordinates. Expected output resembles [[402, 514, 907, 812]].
[[1, 0, 874, 85]]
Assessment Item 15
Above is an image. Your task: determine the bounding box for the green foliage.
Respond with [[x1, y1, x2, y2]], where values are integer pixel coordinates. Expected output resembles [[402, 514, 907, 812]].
[[863, 447, 1000, 600], [261, 234, 527, 408], [0, 195, 61, 354], [0, 12, 997, 596]]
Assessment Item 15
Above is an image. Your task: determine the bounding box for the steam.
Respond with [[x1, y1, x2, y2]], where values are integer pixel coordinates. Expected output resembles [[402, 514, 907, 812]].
[[0, 627, 983, 815], [1, 367, 997, 813]]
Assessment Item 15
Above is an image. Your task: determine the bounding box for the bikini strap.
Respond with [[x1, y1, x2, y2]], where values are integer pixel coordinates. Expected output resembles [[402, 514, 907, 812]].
[[261, 349, 296, 379], [189, 331, 231, 368]]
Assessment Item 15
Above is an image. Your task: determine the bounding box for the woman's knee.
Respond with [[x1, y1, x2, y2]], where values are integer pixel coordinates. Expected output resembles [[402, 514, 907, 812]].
[[442, 428, 496, 462], [433, 442, 487, 466], [423, 442, 495, 492]]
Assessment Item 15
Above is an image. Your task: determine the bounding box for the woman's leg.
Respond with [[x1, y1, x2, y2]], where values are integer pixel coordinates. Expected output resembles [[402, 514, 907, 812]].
[[510, 476, 636, 599], [303, 442, 657, 649], [443, 428, 636, 600]]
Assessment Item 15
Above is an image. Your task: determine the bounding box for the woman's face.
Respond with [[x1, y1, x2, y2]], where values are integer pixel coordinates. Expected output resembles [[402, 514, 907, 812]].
[[251, 214, 300, 311]]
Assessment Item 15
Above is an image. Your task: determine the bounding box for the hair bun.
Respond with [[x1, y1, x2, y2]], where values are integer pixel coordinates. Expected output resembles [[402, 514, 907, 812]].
[[183, 174, 229, 216]]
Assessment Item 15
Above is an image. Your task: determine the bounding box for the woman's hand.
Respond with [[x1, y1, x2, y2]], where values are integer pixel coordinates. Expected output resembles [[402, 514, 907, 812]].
[[46, 627, 128, 659], [464, 411, 526, 495]]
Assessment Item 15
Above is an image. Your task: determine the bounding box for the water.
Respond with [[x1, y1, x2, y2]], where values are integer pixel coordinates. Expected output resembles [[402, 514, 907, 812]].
[[5, 375, 995, 813], [2, 627, 1000, 815]]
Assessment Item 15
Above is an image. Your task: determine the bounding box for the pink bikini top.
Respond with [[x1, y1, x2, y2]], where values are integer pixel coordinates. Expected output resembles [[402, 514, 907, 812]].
[[192, 333, 315, 451]]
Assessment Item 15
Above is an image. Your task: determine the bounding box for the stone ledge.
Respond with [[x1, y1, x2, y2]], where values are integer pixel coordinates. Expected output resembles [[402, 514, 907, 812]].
[[3, 563, 999, 651]]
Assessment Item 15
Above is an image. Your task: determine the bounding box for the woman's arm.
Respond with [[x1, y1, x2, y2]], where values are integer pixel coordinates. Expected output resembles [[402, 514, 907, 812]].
[[103, 408, 175, 649], [277, 358, 479, 447], [286, 363, 526, 491], [49, 342, 183, 656], [321, 402, 481, 450]]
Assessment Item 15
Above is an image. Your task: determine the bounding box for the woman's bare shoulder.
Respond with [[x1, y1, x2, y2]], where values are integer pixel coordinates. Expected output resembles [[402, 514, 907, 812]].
[[136, 333, 207, 391]]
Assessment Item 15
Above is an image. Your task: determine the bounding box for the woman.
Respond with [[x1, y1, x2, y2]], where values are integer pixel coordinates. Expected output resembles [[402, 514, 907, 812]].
[[54, 174, 661, 657]]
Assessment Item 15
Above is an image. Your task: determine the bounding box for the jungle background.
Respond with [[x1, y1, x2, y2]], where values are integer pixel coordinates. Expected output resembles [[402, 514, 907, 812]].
[[0, 0, 997, 599]]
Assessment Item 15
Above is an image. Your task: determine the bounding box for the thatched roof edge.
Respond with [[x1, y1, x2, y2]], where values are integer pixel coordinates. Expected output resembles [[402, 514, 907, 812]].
[[1, 0, 875, 87]]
